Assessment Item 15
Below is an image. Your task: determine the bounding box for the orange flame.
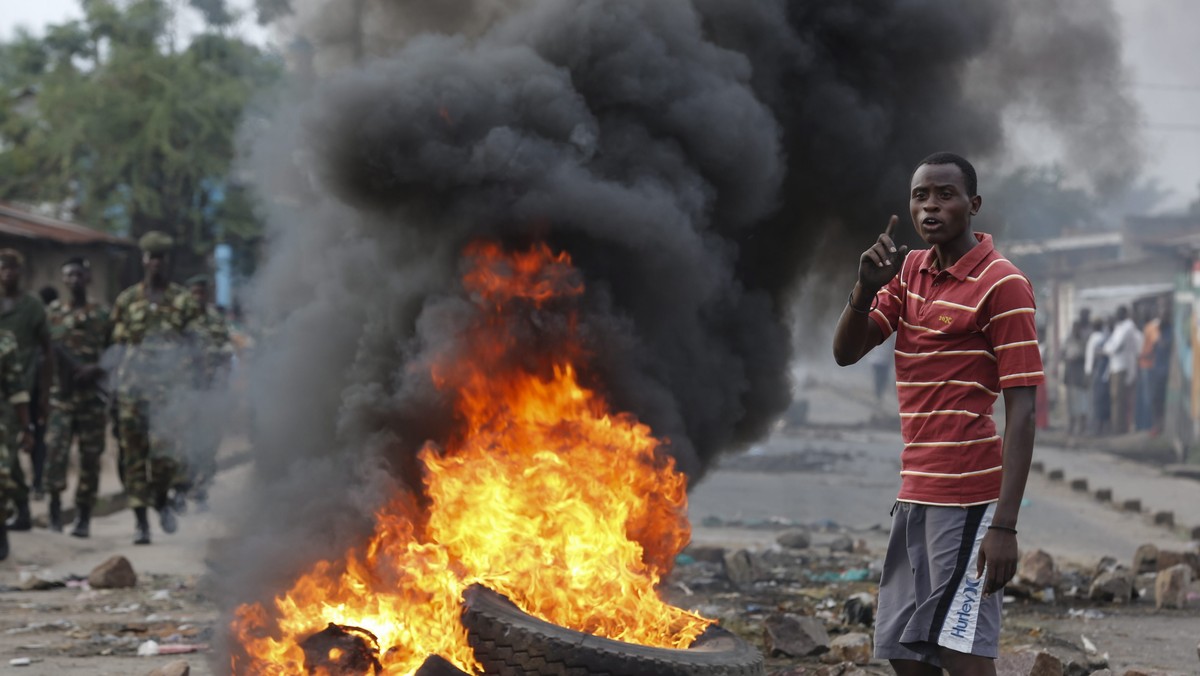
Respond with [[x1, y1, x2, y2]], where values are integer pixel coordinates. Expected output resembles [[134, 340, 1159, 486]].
[[230, 242, 710, 675]]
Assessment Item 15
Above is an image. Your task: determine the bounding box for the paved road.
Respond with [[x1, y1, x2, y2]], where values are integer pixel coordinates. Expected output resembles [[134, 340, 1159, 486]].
[[688, 385, 1197, 566]]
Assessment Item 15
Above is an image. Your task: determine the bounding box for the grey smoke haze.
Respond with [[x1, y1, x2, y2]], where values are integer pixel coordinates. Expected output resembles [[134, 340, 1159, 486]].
[[217, 0, 1142, 652]]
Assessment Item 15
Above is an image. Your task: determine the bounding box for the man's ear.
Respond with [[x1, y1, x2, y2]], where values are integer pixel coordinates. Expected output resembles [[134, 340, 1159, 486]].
[[970, 194, 983, 216]]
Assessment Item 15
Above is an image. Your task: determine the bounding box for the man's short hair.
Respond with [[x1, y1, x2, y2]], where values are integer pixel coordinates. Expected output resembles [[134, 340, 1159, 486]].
[[916, 152, 978, 197], [0, 249, 25, 268], [62, 256, 90, 270]]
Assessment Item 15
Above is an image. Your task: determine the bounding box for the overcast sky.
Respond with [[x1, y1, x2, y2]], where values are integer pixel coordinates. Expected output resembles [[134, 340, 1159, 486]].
[[3, 0, 1198, 210]]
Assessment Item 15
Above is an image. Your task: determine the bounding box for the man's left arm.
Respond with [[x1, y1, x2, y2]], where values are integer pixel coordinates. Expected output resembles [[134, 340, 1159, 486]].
[[976, 273, 1044, 596], [978, 386, 1036, 595]]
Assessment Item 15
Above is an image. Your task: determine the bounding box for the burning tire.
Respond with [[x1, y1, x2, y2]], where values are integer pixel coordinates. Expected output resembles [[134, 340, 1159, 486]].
[[462, 585, 764, 676]]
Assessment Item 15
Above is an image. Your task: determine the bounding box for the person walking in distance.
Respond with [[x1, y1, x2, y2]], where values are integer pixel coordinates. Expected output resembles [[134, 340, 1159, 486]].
[[0, 250, 52, 533], [1103, 306, 1141, 435], [44, 258, 111, 537], [110, 232, 199, 545], [180, 274, 232, 510], [833, 153, 1041, 676]]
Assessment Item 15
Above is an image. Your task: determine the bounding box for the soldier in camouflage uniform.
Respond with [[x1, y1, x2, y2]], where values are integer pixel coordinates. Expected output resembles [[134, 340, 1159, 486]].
[[111, 232, 199, 545], [0, 249, 52, 532], [45, 258, 111, 537], [0, 329, 34, 560], [182, 275, 232, 508]]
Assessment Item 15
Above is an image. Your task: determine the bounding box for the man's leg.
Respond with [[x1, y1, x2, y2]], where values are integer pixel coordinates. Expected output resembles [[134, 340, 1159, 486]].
[[71, 397, 106, 538], [43, 402, 72, 532], [118, 395, 153, 544], [890, 660, 942, 676], [940, 647, 996, 676]]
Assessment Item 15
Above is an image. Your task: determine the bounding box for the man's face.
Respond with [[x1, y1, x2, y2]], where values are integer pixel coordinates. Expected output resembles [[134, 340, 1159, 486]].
[[909, 163, 981, 246], [190, 283, 209, 306], [0, 261, 21, 290], [62, 264, 89, 294], [143, 252, 167, 278]]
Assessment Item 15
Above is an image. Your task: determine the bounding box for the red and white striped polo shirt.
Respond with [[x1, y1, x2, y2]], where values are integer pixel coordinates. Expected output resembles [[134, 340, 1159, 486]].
[[869, 232, 1044, 506]]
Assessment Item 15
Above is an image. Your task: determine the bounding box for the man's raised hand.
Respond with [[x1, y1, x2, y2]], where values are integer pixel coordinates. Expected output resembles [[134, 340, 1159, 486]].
[[857, 215, 909, 294]]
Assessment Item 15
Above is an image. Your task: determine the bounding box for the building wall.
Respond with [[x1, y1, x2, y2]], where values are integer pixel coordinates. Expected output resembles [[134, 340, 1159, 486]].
[[0, 237, 138, 305]]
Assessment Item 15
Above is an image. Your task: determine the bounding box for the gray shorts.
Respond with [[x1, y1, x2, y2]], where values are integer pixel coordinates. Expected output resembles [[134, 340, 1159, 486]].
[[874, 501, 1001, 665]]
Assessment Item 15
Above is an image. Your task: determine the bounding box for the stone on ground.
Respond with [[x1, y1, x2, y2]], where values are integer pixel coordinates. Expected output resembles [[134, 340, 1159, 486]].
[[88, 555, 137, 589], [722, 549, 764, 588], [827, 632, 871, 665], [776, 529, 812, 550], [1088, 569, 1133, 603], [1153, 563, 1193, 609], [996, 650, 1064, 676], [763, 613, 830, 657], [1018, 549, 1058, 587], [1131, 543, 1158, 574]]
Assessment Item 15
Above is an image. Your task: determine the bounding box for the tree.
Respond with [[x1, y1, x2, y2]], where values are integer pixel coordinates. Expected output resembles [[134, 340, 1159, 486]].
[[0, 0, 281, 270]]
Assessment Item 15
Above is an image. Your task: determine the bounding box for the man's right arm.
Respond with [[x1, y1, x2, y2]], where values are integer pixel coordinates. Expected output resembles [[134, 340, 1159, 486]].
[[833, 215, 908, 366]]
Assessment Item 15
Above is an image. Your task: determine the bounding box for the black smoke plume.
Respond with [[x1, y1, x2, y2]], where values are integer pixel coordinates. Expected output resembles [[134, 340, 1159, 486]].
[[216, 0, 1139, 631]]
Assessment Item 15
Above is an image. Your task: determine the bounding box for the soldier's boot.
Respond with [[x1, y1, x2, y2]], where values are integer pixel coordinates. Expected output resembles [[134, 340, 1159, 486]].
[[133, 507, 151, 545], [70, 505, 91, 539], [0, 519, 8, 561], [6, 499, 32, 531], [155, 495, 177, 535], [48, 494, 63, 532]]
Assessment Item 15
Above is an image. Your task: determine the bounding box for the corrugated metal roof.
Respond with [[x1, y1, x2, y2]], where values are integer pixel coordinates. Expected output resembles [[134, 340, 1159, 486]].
[[0, 203, 134, 246]]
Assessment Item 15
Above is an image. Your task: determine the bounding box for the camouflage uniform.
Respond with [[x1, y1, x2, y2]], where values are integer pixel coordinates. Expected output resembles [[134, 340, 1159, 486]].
[[0, 294, 48, 507], [44, 300, 111, 511], [186, 304, 232, 497], [0, 330, 29, 521], [110, 282, 198, 509]]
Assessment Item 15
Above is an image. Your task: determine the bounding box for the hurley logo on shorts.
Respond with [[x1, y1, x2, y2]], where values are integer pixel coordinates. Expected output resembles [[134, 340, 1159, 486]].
[[949, 575, 982, 639]]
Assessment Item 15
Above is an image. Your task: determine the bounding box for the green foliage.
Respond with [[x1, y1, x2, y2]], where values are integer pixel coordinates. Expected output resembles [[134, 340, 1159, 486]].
[[0, 0, 281, 258]]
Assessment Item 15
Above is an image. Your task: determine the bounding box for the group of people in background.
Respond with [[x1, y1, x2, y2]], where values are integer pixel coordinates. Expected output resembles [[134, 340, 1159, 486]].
[[0, 231, 233, 561], [1061, 302, 1172, 438]]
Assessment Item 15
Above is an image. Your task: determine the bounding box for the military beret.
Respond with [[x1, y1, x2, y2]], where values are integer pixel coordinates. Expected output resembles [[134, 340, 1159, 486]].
[[186, 274, 211, 287], [138, 231, 174, 254]]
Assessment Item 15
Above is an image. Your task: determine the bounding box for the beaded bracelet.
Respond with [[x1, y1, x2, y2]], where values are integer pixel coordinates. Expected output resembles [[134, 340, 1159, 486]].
[[847, 290, 879, 315]]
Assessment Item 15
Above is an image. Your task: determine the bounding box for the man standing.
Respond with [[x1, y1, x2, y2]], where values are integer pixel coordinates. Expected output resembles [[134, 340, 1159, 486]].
[[180, 274, 231, 509], [833, 153, 1041, 675], [111, 232, 199, 545], [44, 258, 111, 537], [1084, 317, 1110, 435], [0, 250, 52, 532], [0, 329, 33, 560], [1103, 306, 1141, 435], [1061, 318, 1090, 436]]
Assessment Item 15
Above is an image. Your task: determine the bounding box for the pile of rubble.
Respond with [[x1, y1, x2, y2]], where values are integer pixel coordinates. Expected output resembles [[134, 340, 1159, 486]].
[[664, 528, 1200, 676]]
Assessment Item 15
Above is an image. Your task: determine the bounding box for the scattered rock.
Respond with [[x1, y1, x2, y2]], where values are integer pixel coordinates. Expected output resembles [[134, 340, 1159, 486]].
[[1088, 671, 1112, 676], [683, 545, 726, 564], [1031, 461, 1045, 473], [1093, 488, 1112, 502], [1064, 661, 1089, 676], [722, 549, 765, 588], [996, 650, 1064, 676], [89, 555, 137, 589], [1047, 469, 1065, 481], [1121, 499, 1141, 513], [1018, 549, 1058, 588], [1152, 511, 1174, 527], [1155, 550, 1200, 575], [1069, 478, 1088, 492], [1154, 563, 1192, 609], [763, 613, 830, 657], [777, 529, 812, 550], [1089, 569, 1134, 603], [827, 632, 871, 665], [815, 664, 868, 676], [145, 661, 190, 676], [828, 535, 854, 553], [841, 592, 875, 626], [1121, 670, 1151, 676], [1132, 544, 1159, 574]]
